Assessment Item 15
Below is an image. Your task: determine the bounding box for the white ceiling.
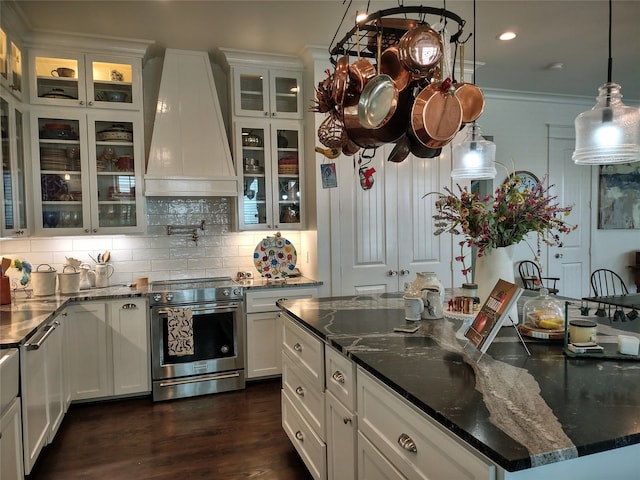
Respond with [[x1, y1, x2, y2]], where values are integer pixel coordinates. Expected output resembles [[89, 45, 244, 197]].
[[11, 0, 640, 101]]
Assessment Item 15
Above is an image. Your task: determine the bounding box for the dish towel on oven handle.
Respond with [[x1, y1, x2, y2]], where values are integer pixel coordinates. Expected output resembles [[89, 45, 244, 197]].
[[167, 308, 194, 356]]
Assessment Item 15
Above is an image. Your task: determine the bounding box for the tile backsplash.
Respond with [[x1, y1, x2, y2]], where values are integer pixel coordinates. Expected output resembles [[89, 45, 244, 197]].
[[1, 197, 302, 286]]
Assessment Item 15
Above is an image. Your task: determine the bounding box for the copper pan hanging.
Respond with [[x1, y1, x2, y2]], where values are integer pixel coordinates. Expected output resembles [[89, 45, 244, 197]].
[[398, 23, 443, 76], [453, 43, 485, 124], [410, 79, 462, 148], [379, 46, 414, 92]]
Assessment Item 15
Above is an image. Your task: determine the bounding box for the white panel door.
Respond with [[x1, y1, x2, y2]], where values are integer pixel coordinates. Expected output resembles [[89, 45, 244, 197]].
[[548, 125, 592, 298], [338, 144, 451, 295]]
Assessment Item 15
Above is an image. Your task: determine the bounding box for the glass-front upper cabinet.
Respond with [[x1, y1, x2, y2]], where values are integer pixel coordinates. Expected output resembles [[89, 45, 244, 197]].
[[232, 66, 302, 120], [236, 120, 303, 230], [31, 109, 143, 235], [1, 93, 28, 236], [29, 50, 142, 110], [0, 27, 24, 100]]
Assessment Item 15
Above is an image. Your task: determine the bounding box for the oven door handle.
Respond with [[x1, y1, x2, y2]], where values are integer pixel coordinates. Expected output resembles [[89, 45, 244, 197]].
[[156, 303, 240, 315]]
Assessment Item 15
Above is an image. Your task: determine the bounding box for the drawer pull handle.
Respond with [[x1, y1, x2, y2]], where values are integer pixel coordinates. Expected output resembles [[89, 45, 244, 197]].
[[332, 370, 345, 384], [398, 433, 417, 453], [293, 343, 303, 352], [295, 430, 304, 442], [295, 386, 304, 397], [343, 417, 352, 425], [122, 303, 138, 309]]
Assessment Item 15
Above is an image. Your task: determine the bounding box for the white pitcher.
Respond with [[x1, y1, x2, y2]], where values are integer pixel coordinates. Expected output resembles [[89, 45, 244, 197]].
[[94, 264, 114, 288]]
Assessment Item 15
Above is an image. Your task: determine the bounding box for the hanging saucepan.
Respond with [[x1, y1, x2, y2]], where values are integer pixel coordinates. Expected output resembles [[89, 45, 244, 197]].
[[453, 43, 485, 124], [366, 17, 419, 54], [379, 46, 413, 93], [348, 58, 376, 97], [407, 127, 442, 158], [387, 132, 411, 163], [398, 24, 443, 76], [332, 55, 350, 110], [411, 79, 463, 149], [345, 87, 412, 148]]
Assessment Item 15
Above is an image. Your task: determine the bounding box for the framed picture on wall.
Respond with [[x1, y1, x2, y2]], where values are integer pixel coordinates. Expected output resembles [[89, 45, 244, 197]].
[[598, 164, 640, 229]]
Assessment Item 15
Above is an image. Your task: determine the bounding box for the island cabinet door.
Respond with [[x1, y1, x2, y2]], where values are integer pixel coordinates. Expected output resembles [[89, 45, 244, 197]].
[[358, 432, 406, 480], [357, 367, 496, 480], [326, 390, 357, 480]]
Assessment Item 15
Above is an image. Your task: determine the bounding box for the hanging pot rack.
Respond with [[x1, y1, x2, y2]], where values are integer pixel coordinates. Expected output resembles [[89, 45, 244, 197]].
[[329, 6, 467, 66]]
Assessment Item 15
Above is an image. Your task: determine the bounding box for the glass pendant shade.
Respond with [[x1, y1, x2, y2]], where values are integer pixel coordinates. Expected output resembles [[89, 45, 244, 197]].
[[573, 83, 640, 165], [451, 123, 497, 179]]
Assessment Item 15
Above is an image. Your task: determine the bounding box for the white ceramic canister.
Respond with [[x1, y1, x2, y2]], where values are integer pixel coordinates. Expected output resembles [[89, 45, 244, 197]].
[[79, 263, 95, 290], [31, 264, 57, 296], [403, 295, 424, 321], [412, 272, 444, 319], [58, 265, 81, 294]]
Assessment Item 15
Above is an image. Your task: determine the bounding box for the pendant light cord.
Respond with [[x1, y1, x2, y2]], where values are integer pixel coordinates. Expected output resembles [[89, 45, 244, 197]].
[[607, 0, 612, 83]]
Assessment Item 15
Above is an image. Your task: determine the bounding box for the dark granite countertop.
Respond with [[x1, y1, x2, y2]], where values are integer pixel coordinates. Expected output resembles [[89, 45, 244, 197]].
[[277, 292, 640, 473], [235, 276, 322, 290]]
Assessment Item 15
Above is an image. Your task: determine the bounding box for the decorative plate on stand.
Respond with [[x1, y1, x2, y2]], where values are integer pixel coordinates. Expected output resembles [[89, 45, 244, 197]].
[[254, 234, 297, 279]]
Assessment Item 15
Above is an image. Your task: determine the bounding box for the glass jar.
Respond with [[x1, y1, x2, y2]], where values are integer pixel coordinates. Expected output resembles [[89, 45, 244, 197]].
[[522, 288, 564, 330]]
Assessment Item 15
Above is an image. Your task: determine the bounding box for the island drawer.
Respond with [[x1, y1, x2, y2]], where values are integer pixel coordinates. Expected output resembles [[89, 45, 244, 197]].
[[246, 287, 317, 313], [282, 389, 326, 480], [357, 367, 495, 480], [282, 314, 323, 388], [325, 345, 356, 411], [282, 350, 325, 439]]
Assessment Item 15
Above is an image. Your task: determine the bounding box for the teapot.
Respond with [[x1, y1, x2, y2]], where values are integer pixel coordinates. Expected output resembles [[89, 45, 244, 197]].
[[79, 263, 95, 290]]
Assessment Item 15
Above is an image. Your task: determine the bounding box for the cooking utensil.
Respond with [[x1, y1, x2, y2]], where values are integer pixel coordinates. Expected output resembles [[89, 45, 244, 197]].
[[453, 43, 485, 124], [398, 24, 443, 75], [103, 250, 111, 263], [380, 46, 413, 92], [410, 80, 462, 148], [387, 133, 411, 163], [332, 55, 350, 109]]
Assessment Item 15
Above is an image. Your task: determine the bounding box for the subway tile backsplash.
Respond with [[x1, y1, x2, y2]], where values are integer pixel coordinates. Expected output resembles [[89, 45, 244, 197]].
[[1, 197, 302, 286]]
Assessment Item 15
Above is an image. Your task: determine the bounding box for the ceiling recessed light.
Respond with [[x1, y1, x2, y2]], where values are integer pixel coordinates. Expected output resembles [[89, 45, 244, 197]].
[[547, 62, 564, 70], [499, 31, 517, 41]]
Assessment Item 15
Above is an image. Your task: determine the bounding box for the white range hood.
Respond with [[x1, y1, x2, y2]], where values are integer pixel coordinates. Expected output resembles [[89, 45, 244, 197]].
[[145, 49, 237, 196]]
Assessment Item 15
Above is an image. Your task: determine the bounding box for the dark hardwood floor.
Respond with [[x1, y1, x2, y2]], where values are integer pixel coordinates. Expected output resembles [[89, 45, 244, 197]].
[[28, 379, 314, 480]]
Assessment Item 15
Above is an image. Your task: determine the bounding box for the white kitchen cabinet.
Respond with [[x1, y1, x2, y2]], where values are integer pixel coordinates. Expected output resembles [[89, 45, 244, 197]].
[[245, 286, 317, 379], [357, 367, 495, 480], [0, 398, 24, 480], [0, 26, 24, 100], [109, 297, 150, 396], [66, 298, 149, 401], [0, 348, 23, 480], [281, 313, 326, 478], [358, 432, 406, 480], [20, 314, 65, 475], [218, 49, 305, 230], [65, 301, 110, 400], [334, 145, 453, 294], [28, 49, 143, 110], [218, 49, 303, 120], [234, 117, 304, 230], [1, 91, 29, 237], [30, 108, 144, 235]]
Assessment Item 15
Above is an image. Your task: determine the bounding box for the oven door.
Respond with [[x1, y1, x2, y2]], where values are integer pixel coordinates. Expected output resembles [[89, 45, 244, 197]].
[[151, 301, 244, 381]]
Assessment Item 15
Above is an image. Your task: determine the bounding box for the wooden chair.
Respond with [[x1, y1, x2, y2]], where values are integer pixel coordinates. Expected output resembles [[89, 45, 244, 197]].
[[518, 260, 559, 295], [590, 269, 629, 321]]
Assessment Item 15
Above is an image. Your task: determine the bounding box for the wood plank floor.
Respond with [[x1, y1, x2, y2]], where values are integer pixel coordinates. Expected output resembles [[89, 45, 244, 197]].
[[28, 379, 314, 480]]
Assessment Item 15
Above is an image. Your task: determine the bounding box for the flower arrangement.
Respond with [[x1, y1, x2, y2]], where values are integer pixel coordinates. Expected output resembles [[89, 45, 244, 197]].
[[429, 172, 577, 274], [5, 259, 32, 285]]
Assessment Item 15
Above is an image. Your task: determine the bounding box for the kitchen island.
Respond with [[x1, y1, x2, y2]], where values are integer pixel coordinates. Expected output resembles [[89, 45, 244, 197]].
[[278, 292, 640, 479]]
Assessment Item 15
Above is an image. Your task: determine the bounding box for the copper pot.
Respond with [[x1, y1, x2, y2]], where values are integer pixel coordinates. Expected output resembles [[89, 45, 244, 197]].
[[348, 58, 376, 95], [398, 24, 443, 75], [332, 56, 350, 109], [379, 46, 413, 92], [411, 81, 462, 148], [453, 44, 485, 123]]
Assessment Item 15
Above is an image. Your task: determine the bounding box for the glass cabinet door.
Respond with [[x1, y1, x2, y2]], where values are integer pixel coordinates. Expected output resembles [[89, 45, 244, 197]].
[[0, 28, 23, 99], [0, 29, 6, 84], [273, 127, 301, 226], [239, 125, 269, 227], [91, 119, 137, 228], [35, 115, 86, 232], [269, 70, 302, 119], [87, 55, 137, 108], [1, 96, 28, 235], [31, 52, 84, 106], [233, 67, 269, 117]]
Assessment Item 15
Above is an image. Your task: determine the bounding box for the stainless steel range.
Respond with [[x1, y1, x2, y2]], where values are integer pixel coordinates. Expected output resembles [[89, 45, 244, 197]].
[[149, 277, 244, 401]]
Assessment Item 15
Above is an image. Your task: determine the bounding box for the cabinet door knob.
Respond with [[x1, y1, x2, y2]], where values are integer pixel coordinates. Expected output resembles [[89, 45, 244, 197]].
[[79, 100, 85, 105], [293, 342, 302, 352], [400, 269, 410, 276], [264, 112, 269, 116], [398, 433, 417, 453], [343, 417, 352, 425], [387, 270, 398, 277], [88, 101, 94, 106], [332, 370, 345, 384], [295, 386, 304, 397], [85, 229, 90, 233], [295, 430, 304, 441], [122, 303, 138, 309]]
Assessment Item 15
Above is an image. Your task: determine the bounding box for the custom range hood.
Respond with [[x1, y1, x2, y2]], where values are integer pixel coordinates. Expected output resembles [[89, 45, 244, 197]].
[[145, 49, 237, 196]]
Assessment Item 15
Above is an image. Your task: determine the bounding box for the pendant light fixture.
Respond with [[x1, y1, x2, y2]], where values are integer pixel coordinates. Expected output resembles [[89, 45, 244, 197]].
[[573, 0, 640, 165], [451, 0, 496, 179]]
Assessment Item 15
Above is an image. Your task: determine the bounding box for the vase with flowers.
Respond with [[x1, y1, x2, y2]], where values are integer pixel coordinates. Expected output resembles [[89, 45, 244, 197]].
[[428, 171, 577, 320]]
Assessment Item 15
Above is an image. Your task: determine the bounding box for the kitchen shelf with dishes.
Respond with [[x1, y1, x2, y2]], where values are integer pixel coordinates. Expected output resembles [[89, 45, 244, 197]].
[[0, 25, 24, 100], [28, 50, 142, 111], [31, 109, 144, 234]]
